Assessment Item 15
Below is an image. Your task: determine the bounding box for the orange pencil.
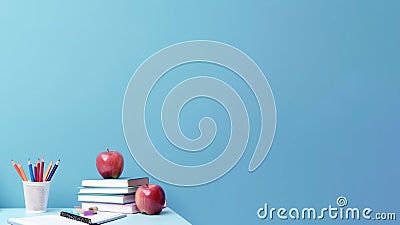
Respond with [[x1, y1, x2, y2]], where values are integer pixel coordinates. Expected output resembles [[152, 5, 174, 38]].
[[11, 160, 24, 180], [44, 160, 53, 181], [17, 162, 28, 181]]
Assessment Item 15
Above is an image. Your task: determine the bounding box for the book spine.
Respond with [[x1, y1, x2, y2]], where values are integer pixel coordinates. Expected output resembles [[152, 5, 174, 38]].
[[60, 211, 93, 224]]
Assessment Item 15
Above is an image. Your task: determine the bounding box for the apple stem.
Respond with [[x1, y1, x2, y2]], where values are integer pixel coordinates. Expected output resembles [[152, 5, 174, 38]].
[[107, 148, 109, 152]]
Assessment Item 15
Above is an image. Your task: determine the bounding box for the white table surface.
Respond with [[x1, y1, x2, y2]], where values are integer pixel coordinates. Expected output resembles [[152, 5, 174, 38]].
[[0, 207, 191, 225]]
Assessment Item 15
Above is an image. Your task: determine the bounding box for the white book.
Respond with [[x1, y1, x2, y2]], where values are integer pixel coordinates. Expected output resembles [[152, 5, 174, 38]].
[[78, 194, 135, 204], [81, 177, 149, 187], [81, 202, 140, 214], [78, 186, 138, 194]]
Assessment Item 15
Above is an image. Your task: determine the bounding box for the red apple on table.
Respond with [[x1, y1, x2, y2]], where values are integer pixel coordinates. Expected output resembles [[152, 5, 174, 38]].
[[135, 184, 166, 215], [96, 149, 124, 179]]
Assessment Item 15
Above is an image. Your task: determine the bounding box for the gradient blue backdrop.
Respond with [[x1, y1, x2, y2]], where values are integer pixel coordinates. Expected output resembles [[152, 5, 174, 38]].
[[1, 1, 399, 224]]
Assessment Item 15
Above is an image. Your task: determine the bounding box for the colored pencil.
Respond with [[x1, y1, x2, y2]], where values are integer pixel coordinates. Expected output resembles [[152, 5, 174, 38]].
[[39, 156, 44, 182], [11, 160, 24, 180], [46, 159, 60, 181], [44, 160, 53, 182], [36, 158, 40, 182], [28, 159, 35, 182], [17, 162, 28, 181]]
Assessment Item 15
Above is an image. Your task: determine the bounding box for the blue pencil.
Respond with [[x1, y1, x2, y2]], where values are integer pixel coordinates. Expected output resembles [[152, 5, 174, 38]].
[[46, 159, 60, 181], [28, 159, 35, 182]]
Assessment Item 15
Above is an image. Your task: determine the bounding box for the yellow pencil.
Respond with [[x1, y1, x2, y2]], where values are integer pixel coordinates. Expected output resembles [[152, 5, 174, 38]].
[[44, 160, 53, 181], [17, 162, 28, 181]]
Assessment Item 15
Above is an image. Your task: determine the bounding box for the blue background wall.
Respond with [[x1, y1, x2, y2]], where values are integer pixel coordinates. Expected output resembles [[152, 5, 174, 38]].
[[1, 1, 399, 224]]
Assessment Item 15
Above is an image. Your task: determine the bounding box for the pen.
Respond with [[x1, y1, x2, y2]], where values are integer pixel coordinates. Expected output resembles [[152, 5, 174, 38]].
[[28, 159, 35, 182], [17, 162, 28, 181], [46, 159, 60, 181], [44, 160, 53, 182], [11, 160, 24, 181]]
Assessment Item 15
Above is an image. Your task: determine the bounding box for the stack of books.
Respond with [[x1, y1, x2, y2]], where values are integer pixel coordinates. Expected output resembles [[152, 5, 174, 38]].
[[77, 177, 149, 214]]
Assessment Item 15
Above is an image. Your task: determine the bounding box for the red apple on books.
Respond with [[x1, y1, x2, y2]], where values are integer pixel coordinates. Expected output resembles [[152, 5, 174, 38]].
[[135, 184, 166, 215], [96, 149, 124, 179]]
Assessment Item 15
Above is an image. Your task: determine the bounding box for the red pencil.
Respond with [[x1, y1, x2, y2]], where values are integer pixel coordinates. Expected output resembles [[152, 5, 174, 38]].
[[39, 156, 44, 182], [35, 158, 40, 182]]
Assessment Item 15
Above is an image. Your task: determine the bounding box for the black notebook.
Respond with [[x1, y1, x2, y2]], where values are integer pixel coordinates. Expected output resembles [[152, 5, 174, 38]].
[[60, 211, 126, 224]]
